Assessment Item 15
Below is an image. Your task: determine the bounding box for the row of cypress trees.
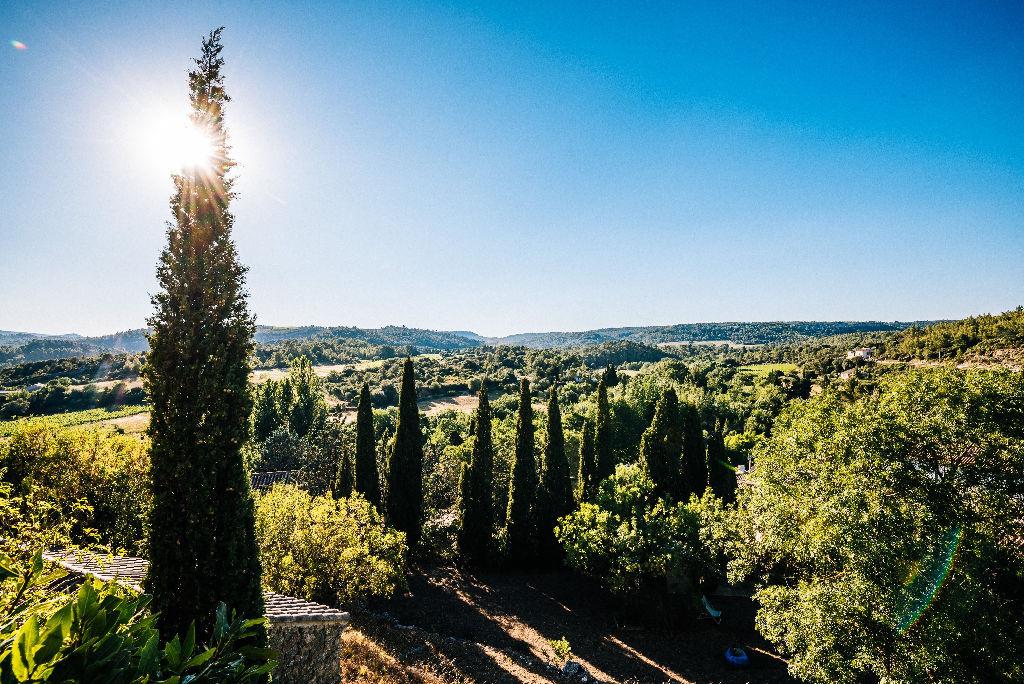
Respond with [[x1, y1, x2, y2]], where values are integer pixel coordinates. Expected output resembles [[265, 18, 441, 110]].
[[348, 362, 736, 565]]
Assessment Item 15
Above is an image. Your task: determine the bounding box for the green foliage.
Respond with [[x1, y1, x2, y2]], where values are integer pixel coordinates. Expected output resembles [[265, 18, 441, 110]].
[[706, 423, 735, 504], [142, 28, 264, 641], [575, 419, 596, 502], [593, 380, 613, 481], [679, 401, 706, 498], [354, 383, 381, 508], [505, 379, 537, 564], [284, 356, 327, 439], [536, 386, 573, 566], [638, 388, 682, 501], [556, 464, 713, 603], [457, 387, 494, 565], [0, 424, 150, 554], [728, 368, 1024, 684], [0, 550, 276, 684], [255, 486, 407, 606], [248, 381, 281, 444], [547, 636, 572, 666], [386, 357, 423, 549]]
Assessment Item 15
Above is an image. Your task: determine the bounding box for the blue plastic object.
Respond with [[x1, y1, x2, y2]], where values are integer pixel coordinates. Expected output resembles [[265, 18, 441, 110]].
[[725, 647, 749, 667]]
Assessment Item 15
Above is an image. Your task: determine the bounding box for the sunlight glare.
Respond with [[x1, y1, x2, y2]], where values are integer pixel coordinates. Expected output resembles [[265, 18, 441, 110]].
[[139, 115, 219, 173]]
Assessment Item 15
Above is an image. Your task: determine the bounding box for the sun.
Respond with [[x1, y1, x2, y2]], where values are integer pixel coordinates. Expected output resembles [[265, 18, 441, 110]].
[[139, 115, 219, 173]]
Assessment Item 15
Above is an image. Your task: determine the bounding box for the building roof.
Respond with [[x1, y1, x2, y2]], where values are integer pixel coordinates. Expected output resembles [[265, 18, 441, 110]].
[[44, 550, 349, 625], [250, 470, 299, 492]]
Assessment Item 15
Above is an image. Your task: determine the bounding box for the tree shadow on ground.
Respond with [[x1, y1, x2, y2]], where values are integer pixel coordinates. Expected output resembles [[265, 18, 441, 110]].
[[364, 564, 797, 684]]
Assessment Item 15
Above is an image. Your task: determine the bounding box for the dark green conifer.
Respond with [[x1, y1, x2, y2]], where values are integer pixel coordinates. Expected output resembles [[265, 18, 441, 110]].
[[506, 378, 537, 564], [707, 421, 736, 503], [680, 401, 708, 498], [386, 357, 423, 548], [355, 382, 381, 507], [250, 380, 281, 443], [594, 379, 614, 482], [537, 385, 572, 565], [457, 385, 494, 564], [337, 450, 355, 498], [639, 388, 683, 500], [576, 419, 596, 502], [603, 363, 619, 387], [142, 28, 264, 640]]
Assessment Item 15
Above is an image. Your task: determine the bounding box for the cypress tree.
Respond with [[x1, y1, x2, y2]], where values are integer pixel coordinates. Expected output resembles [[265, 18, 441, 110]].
[[707, 421, 736, 503], [537, 385, 572, 565], [354, 382, 381, 507], [680, 401, 708, 498], [576, 418, 596, 502], [386, 357, 423, 548], [594, 379, 614, 482], [506, 378, 537, 564], [336, 450, 355, 499], [639, 388, 682, 500], [457, 385, 494, 564], [142, 28, 264, 640], [250, 380, 281, 443]]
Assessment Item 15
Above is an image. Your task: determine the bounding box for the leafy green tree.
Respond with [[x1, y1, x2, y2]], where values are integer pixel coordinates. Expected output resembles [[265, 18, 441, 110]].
[[638, 388, 682, 500], [706, 421, 735, 503], [556, 464, 712, 609], [594, 379, 614, 482], [727, 368, 1024, 684], [250, 379, 283, 443], [142, 28, 264, 641], [355, 382, 381, 508], [506, 378, 537, 564], [286, 355, 327, 439], [680, 401, 706, 498], [386, 357, 423, 548], [457, 385, 494, 564], [537, 385, 573, 565]]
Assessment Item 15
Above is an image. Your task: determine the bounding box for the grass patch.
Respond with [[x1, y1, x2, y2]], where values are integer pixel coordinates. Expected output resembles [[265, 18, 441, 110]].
[[0, 405, 150, 436], [737, 363, 798, 377]]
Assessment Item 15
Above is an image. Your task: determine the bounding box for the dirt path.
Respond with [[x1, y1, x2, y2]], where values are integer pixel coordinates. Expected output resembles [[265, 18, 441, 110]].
[[356, 565, 794, 684]]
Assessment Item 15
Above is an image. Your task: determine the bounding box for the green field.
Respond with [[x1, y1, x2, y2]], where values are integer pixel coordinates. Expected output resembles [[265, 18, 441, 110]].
[[0, 405, 150, 437], [737, 363, 799, 377]]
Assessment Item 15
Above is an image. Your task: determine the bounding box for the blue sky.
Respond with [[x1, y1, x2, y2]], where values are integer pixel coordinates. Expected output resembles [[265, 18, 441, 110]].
[[2, 1, 1022, 336]]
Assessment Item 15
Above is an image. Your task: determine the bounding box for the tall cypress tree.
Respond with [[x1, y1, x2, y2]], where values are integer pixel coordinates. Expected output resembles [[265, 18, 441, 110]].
[[457, 385, 494, 565], [680, 401, 708, 498], [576, 418, 596, 502], [537, 385, 572, 565], [355, 382, 381, 508], [506, 378, 537, 564], [142, 28, 264, 640], [707, 421, 736, 503], [594, 379, 614, 482], [639, 388, 683, 500], [386, 357, 423, 548]]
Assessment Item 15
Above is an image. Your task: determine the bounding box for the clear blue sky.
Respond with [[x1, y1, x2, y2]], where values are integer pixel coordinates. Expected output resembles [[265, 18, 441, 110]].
[[2, 1, 1022, 336]]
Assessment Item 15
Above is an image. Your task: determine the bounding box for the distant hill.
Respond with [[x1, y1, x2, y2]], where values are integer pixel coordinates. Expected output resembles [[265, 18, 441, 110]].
[[479, 321, 936, 348], [0, 319, 946, 365]]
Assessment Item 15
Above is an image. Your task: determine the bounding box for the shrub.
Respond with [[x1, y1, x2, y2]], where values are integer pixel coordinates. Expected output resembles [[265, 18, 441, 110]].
[[255, 485, 407, 606], [556, 464, 714, 604], [0, 423, 150, 554]]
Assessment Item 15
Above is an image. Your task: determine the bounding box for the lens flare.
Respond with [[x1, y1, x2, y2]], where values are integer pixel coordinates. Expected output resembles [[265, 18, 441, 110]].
[[11, 41, 27, 50], [897, 526, 962, 633]]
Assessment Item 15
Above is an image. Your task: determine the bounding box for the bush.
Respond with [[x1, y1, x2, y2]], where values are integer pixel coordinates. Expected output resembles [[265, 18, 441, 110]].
[[0, 424, 150, 554], [556, 463, 715, 607], [255, 485, 407, 606]]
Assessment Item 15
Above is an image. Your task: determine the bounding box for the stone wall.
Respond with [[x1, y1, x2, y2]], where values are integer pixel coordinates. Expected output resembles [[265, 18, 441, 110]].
[[268, 620, 346, 684]]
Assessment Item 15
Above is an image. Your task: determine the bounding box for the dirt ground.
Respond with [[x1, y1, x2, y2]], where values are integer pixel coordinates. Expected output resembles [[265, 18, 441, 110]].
[[353, 564, 795, 684]]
